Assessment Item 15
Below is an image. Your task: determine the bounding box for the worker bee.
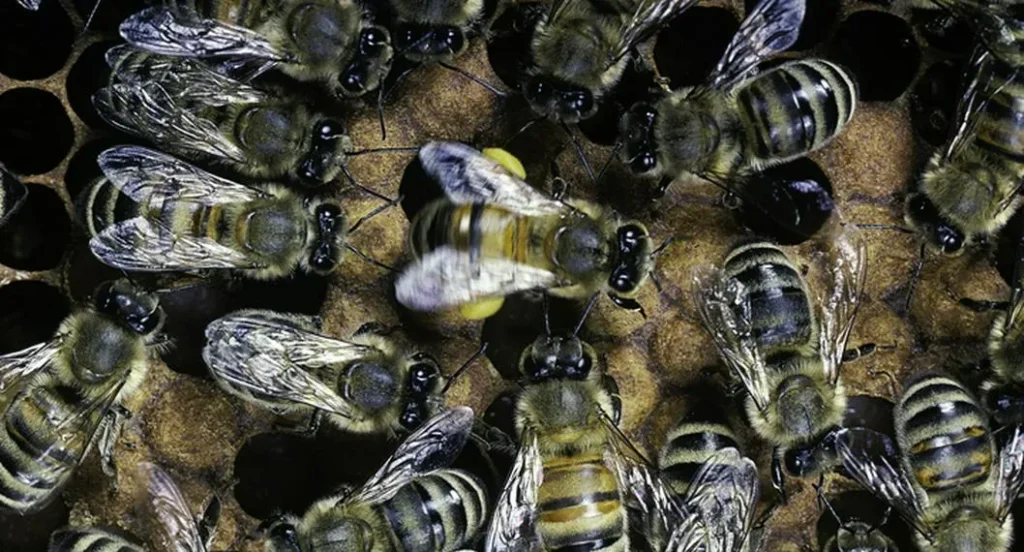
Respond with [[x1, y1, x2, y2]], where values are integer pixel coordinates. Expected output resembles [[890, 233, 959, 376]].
[[0, 278, 164, 513], [485, 326, 682, 551], [79, 145, 349, 280], [0, 164, 27, 227], [654, 387, 762, 552], [816, 490, 900, 552], [265, 406, 490, 552], [94, 45, 355, 187], [387, 0, 504, 63], [837, 373, 1024, 552], [520, 0, 697, 123], [620, 0, 856, 212], [905, 49, 1024, 255], [396, 141, 658, 315], [203, 309, 449, 435], [691, 225, 867, 498], [119, 0, 393, 100]]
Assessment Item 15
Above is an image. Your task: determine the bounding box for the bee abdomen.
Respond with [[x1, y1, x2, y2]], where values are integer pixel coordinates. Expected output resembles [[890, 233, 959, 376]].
[[659, 421, 739, 499], [723, 242, 814, 351], [898, 375, 994, 492], [79, 178, 141, 238], [738, 59, 856, 164], [537, 454, 626, 551], [381, 469, 488, 551], [973, 61, 1024, 163], [49, 527, 144, 552]]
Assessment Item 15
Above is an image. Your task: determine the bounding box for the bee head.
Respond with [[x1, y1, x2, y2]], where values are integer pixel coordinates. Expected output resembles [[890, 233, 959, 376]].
[[306, 201, 347, 275], [297, 120, 349, 186], [265, 520, 301, 552], [394, 23, 467, 61], [607, 223, 651, 303], [619, 103, 660, 174], [336, 26, 392, 97], [836, 521, 894, 552], [519, 335, 596, 382], [400, 352, 442, 430], [523, 75, 596, 123], [94, 279, 164, 336], [905, 193, 965, 255], [783, 427, 838, 476]]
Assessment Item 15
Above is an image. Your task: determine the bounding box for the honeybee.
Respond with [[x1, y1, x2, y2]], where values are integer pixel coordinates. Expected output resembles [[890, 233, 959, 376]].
[[79, 145, 348, 280], [265, 406, 490, 552], [691, 225, 867, 498], [388, 0, 504, 63], [521, 0, 697, 123], [837, 373, 1024, 552], [924, 0, 1024, 68], [485, 328, 682, 551], [619, 0, 856, 208], [0, 279, 164, 513], [396, 141, 657, 315], [816, 490, 899, 552], [95, 45, 355, 187], [905, 49, 1024, 255], [655, 388, 762, 552], [0, 164, 27, 227], [119, 0, 393, 99], [203, 309, 449, 435]]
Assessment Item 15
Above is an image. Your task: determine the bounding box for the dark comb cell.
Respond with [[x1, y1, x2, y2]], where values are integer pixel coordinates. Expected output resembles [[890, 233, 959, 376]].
[[229, 273, 329, 315], [832, 11, 921, 101], [0, 88, 75, 175], [158, 281, 234, 378], [654, 7, 739, 89], [72, 0, 150, 34], [485, 2, 546, 90], [745, 0, 838, 51], [399, 152, 447, 220], [910, 61, 964, 147], [66, 41, 117, 129], [64, 136, 129, 202], [0, 497, 69, 551], [734, 158, 834, 245], [0, 183, 71, 271], [0, 1, 73, 81], [0, 280, 69, 354]]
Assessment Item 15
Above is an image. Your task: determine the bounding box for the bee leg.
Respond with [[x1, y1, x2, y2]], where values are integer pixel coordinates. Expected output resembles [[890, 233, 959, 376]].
[[603, 375, 623, 426], [549, 160, 569, 201], [841, 342, 892, 362], [771, 452, 788, 504], [99, 405, 132, 480]]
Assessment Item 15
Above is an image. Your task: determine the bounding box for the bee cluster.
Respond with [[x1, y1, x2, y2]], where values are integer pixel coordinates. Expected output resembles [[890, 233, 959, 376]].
[[2, 0, 1024, 550]]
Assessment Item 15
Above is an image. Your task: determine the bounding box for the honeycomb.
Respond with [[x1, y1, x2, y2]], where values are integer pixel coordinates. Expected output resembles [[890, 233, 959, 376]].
[[0, 0, 1015, 550]]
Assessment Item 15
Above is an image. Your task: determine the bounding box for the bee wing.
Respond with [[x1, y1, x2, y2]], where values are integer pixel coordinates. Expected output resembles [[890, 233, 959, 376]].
[[930, 0, 1024, 69], [995, 425, 1024, 521], [664, 510, 715, 552], [93, 81, 249, 164], [120, 7, 290, 67], [418, 142, 566, 216], [706, 0, 805, 91], [395, 247, 562, 311], [690, 265, 772, 412], [349, 407, 476, 505], [835, 428, 932, 538], [90, 217, 262, 272], [813, 222, 867, 384], [942, 49, 1009, 162], [677, 448, 760, 552], [0, 339, 62, 394], [0, 164, 27, 227], [203, 312, 373, 417], [98, 145, 268, 205], [142, 463, 207, 552], [610, 0, 700, 64], [485, 427, 544, 552], [16, 0, 42, 10]]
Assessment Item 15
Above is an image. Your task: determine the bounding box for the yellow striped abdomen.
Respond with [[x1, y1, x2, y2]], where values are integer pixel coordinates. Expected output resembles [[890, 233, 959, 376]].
[[537, 452, 627, 551]]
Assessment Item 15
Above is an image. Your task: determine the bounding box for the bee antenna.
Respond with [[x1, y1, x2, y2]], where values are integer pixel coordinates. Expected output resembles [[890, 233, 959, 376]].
[[377, 80, 388, 140], [651, 236, 676, 258], [339, 164, 397, 204], [438, 61, 508, 98], [503, 115, 544, 148], [344, 243, 394, 271], [855, 223, 913, 233], [814, 479, 844, 526], [903, 243, 927, 314], [542, 293, 552, 337], [596, 141, 623, 185], [83, 0, 102, 32], [443, 342, 489, 395], [348, 195, 403, 234], [560, 122, 596, 184], [649, 270, 664, 295], [572, 294, 599, 337]]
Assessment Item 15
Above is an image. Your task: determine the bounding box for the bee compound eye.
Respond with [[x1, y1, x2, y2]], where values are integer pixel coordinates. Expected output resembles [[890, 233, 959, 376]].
[[408, 363, 439, 394], [400, 403, 425, 429], [937, 224, 964, 253], [318, 120, 344, 140], [340, 66, 368, 95], [630, 151, 657, 174], [93, 281, 117, 313], [360, 27, 389, 56], [561, 89, 593, 116], [439, 27, 464, 53]]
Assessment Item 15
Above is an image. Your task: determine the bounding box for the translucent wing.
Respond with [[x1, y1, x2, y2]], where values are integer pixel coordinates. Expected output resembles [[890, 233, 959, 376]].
[[348, 407, 475, 505], [203, 311, 373, 418], [664, 510, 714, 552], [706, 0, 806, 91], [485, 427, 544, 552], [677, 448, 760, 552], [0, 339, 61, 394], [120, 7, 290, 66], [690, 265, 771, 412], [418, 142, 566, 216], [395, 247, 562, 311], [93, 82, 248, 163], [142, 462, 206, 552], [814, 222, 867, 384], [995, 425, 1024, 521], [90, 217, 260, 272], [942, 49, 1009, 162], [98, 146, 267, 205], [0, 164, 27, 227], [930, 0, 1024, 69], [611, 0, 700, 64], [835, 428, 931, 538], [16, 0, 42, 10]]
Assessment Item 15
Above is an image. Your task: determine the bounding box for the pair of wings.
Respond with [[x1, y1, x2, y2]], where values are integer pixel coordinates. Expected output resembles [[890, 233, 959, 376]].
[[395, 141, 578, 311], [663, 448, 761, 552], [143, 462, 221, 552], [836, 425, 1024, 541], [691, 225, 866, 414], [202, 309, 382, 425], [95, 44, 270, 165], [0, 164, 27, 227], [87, 145, 273, 273], [484, 412, 685, 551]]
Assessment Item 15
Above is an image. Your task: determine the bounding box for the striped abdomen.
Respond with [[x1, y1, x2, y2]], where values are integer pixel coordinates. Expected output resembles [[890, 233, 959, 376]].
[[721, 242, 816, 354], [377, 469, 488, 551], [49, 527, 144, 552], [409, 200, 535, 264], [659, 394, 740, 501], [897, 375, 994, 493], [537, 452, 627, 551], [966, 57, 1024, 164], [737, 59, 857, 167]]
